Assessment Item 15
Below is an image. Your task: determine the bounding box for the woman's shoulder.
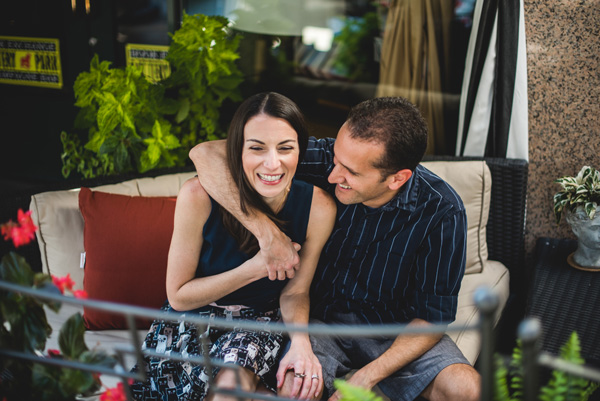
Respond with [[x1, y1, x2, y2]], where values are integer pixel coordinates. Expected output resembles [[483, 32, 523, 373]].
[[290, 179, 334, 210], [178, 177, 212, 207], [310, 185, 336, 215]]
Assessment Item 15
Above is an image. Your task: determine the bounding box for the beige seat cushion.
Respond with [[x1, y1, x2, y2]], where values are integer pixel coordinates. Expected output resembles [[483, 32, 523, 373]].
[[449, 260, 510, 364]]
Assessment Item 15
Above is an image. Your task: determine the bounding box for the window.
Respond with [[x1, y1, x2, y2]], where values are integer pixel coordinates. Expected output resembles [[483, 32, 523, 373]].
[[181, 0, 475, 155]]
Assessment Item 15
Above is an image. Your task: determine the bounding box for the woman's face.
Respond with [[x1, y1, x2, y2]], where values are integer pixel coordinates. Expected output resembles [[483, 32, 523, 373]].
[[242, 114, 299, 208]]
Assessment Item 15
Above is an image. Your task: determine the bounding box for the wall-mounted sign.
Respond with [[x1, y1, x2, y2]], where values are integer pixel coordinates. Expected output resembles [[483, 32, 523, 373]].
[[0, 36, 62, 89], [125, 43, 170, 83]]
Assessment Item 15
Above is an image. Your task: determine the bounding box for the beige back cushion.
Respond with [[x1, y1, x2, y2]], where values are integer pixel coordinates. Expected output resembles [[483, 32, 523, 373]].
[[421, 161, 491, 274], [29, 172, 196, 290], [30, 161, 490, 290]]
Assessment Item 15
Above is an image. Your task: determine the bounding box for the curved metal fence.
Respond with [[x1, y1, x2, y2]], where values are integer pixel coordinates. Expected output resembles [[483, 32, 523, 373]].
[[1, 280, 598, 401]]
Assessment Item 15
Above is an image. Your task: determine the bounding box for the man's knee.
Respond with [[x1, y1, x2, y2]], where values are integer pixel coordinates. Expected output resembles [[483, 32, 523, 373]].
[[421, 363, 480, 401]]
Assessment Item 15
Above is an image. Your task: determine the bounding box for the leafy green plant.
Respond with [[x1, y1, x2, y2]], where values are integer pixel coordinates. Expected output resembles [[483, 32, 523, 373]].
[[1, 211, 116, 400], [61, 13, 243, 179], [332, 12, 380, 83], [334, 380, 383, 401], [553, 166, 600, 224], [494, 332, 599, 401]]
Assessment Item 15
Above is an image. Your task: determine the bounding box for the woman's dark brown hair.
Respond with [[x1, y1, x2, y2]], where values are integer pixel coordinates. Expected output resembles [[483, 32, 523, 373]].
[[221, 92, 308, 254]]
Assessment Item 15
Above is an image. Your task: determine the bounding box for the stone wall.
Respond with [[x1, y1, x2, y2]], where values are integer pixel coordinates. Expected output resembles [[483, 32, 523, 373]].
[[524, 1, 600, 257]]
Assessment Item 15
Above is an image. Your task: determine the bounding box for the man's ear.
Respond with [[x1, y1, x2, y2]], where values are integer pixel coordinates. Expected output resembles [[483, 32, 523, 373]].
[[388, 169, 412, 191]]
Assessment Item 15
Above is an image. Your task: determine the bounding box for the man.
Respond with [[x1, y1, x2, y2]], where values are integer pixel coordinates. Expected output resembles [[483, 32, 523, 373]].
[[189, 96, 479, 401]]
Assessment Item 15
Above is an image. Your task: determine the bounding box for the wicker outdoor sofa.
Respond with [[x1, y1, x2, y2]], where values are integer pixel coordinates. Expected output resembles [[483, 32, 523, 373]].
[[0, 155, 529, 399]]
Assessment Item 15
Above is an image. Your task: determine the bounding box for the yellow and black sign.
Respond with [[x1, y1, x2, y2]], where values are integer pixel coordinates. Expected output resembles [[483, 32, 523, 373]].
[[125, 43, 171, 83], [0, 36, 62, 89]]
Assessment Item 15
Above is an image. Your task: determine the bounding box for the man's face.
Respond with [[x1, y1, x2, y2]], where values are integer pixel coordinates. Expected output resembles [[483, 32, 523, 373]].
[[327, 124, 401, 208]]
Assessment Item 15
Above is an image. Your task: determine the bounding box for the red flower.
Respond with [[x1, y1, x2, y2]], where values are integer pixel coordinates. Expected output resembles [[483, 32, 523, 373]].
[[72, 289, 89, 299], [47, 349, 61, 357], [16, 209, 37, 241], [52, 274, 75, 294], [100, 382, 128, 401], [1, 209, 38, 248], [1, 220, 16, 241]]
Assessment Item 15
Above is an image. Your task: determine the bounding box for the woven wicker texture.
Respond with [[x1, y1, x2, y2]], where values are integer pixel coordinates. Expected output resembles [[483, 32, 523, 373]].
[[527, 237, 600, 367]]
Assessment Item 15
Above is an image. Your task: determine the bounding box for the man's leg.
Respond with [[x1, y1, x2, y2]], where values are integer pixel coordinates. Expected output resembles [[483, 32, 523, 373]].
[[419, 362, 480, 401], [372, 335, 475, 401]]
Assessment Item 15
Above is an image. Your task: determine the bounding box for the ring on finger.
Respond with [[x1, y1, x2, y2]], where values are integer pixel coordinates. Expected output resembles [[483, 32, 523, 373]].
[[311, 374, 319, 380], [294, 372, 306, 378]]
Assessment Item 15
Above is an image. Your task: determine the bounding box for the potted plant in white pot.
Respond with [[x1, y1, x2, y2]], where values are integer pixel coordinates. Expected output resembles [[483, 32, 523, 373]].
[[553, 165, 600, 271]]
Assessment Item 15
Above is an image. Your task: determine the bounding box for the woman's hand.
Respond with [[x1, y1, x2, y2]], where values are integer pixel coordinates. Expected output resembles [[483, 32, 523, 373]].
[[276, 337, 323, 400]]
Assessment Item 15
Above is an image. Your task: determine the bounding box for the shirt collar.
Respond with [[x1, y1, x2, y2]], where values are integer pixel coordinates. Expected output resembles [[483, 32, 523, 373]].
[[369, 165, 422, 213]]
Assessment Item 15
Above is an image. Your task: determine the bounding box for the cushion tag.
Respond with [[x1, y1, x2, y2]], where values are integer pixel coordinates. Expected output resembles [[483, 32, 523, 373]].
[[80, 252, 86, 269]]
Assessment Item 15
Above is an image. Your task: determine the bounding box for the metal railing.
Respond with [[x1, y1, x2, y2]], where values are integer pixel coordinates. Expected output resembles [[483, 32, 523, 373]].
[[1, 279, 598, 401]]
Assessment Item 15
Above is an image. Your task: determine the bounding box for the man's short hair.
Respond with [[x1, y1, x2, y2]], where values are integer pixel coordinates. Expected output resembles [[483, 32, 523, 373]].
[[346, 97, 428, 177]]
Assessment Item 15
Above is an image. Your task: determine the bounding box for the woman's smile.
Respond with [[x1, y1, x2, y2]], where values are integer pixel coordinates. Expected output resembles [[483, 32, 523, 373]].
[[257, 172, 285, 184]]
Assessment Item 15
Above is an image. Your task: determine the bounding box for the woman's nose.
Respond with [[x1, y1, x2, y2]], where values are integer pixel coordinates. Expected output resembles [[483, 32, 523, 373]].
[[264, 151, 281, 170]]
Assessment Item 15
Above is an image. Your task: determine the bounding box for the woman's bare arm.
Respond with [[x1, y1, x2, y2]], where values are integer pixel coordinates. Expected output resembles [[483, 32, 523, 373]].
[[277, 187, 336, 399], [189, 141, 300, 280], [166, 178, 268, 311]]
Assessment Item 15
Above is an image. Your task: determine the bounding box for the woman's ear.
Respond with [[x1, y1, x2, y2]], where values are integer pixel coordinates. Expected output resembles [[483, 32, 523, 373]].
[[388, 169, 412, 191]]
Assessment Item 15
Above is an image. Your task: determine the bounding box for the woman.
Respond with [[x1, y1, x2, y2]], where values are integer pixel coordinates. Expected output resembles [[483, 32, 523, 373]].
[[130, 92, 336, 401]]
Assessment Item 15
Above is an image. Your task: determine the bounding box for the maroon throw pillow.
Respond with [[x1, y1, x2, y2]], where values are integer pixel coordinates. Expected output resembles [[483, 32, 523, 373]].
[[79, 187, 176, 330]]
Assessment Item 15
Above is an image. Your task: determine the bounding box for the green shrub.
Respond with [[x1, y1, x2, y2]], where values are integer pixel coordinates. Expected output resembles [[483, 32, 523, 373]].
[[61, 13, 243, 179]]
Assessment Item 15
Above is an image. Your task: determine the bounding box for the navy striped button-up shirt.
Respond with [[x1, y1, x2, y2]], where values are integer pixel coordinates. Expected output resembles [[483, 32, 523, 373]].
[[298, 137, 467, 325]]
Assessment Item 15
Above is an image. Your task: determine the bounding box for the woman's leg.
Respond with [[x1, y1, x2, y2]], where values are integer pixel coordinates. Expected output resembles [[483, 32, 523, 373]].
[[207, 366, 260, 401]]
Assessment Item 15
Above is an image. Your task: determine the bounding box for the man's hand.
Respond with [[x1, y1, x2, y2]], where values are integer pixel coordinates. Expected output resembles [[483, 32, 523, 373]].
[[258, 228, 301, 280]]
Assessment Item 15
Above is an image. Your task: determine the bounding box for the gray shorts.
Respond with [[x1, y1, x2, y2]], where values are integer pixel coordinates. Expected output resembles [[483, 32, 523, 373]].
[[308, 313, 470, 401]]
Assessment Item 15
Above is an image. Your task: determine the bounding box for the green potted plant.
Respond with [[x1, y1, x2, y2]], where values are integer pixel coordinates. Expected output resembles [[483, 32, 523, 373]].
[[553, 166, 600, 269], [553, 166, 600, 224], [61, 13, 244, 179]]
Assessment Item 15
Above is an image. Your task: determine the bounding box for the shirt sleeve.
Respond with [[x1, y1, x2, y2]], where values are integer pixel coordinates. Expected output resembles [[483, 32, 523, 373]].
[[411, 208, 467, 324], [296, 136, 336, 192]]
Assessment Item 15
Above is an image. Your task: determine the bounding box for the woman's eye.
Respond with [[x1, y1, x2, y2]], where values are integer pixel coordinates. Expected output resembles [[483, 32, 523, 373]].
[[249, 146, 264, 151], [279, 146, 294, 151]]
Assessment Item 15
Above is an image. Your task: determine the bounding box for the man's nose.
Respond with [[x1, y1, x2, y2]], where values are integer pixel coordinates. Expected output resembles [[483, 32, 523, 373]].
[[328, 164, 342, 184]]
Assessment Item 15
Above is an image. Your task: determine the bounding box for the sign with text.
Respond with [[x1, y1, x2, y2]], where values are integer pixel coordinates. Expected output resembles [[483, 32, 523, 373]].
[[0, 36, 63, 89], [125, 43, 170, 83]]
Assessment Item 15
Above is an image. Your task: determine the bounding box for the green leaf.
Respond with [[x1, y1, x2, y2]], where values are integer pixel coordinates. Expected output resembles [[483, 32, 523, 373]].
[[98, 135, 120, 155], [58, 313, 88, 359], [175, 97, 191, 123], [97, 98, 121, 136], [32, 363, 68, 401], [333, 380, 383, 401], [0, 252, 35, 286], [493, 355, 512, 401], [59, 368, 96, 396], [114, 142, 132, 172]]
